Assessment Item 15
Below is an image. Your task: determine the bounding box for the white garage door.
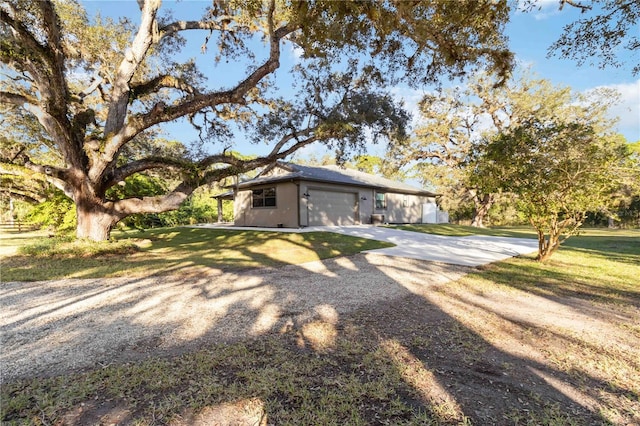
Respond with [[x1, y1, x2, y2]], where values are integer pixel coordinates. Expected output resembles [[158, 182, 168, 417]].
[[308, 190, 357, 226]]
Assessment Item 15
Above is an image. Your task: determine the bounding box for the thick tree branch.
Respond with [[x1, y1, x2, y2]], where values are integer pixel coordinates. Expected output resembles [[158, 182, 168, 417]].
[[0, 9, 50, 69], [103, 124, 320, 195], [76, 74, 104, 100], [37, 0, 69, 109], [1, 91, 78, 166], [2, 3, 81, 168], [197, 152, 246, 170], [109, 124, 312, 217], [94, 1, 294, 183], [202, 133, 320, 185], [103, 156, 189, 190], [0, 161, 67, 193], [94, 12, 295, 181], [0, 90, 37, 107], [111, 181, 194, 216], [0, 188, 45, 204], [4, 96, 75, 163], [130, 75, 201, 99], [104, 0, 161, 136], [2, 2, 70, 119], [0, 17, 58, 103], [159, 17, 237, 38], [132, 15, 294, 130]]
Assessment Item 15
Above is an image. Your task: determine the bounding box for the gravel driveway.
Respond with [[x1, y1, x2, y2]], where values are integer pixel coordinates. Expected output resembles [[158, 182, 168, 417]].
[[1, 254, 470, 382]]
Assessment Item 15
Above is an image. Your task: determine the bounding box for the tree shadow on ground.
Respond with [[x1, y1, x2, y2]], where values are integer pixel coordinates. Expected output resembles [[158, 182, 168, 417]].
[[472, 256, 640, 309], [2, 252, 638, 425], [2, 227, 392, 281]]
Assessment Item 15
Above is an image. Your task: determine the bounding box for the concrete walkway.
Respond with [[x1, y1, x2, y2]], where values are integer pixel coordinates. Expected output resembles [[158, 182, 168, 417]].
[[308, 225, 539, 266], [193, 224, 539, 267]]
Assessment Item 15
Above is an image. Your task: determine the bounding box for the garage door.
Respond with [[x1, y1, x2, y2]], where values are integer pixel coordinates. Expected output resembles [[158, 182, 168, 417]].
[[308, 190, 357, 226]]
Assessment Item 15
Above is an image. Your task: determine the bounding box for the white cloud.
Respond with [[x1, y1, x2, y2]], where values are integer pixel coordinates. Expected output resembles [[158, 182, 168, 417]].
[[515, 0, 564, 20], [538, 0, 560, 7], [291, 45, 304, 60], [388, 86, 430, 128], [588, 80, 640, 142]]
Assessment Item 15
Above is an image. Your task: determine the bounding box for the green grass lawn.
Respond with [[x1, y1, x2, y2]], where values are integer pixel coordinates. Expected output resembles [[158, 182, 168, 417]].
[[387, 223, 538, 238], [1, 227, 394, 281], [2, 226, 639, 425], [465, 227, 639, 309]]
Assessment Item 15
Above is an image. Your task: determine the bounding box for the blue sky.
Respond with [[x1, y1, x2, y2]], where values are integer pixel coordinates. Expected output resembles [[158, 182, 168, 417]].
[[391, 2, 639, 143], [506, 2, 639, 141], [84, 1, 640, 160]]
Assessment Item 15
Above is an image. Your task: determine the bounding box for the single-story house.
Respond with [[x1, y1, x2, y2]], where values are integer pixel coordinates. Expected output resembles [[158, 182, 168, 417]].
[[215, 162, 448, 228]]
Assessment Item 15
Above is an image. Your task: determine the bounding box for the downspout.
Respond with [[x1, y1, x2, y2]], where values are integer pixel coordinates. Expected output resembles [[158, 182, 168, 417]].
[[295, 181, 302, 228]]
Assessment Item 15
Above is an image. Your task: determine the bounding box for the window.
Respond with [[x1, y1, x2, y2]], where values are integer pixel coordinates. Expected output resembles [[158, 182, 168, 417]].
[[252, 187, 276, 208], [403, 195, 409, 207], [375, 192, 386, 210]]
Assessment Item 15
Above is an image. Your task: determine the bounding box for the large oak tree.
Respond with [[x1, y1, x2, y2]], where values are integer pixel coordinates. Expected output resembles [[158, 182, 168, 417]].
[[0, 0, 512, 240]]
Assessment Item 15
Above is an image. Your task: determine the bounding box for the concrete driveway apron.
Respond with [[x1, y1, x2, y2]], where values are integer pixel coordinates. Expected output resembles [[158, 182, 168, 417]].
[[307, 225, 539, 267]]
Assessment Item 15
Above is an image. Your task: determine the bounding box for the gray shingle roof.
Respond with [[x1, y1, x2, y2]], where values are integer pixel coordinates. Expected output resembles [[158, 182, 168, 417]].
[[235, 162, 437, 196]]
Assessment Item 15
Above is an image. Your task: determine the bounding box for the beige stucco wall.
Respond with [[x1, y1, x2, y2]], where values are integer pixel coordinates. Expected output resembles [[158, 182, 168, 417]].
[[374, 193, 436, 224], [234, 182, 299, 227], [234, 177, 436, 227]]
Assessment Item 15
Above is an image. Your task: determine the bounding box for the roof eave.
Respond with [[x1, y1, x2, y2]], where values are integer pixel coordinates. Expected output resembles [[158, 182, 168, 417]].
[[234, 175, 438, 197]]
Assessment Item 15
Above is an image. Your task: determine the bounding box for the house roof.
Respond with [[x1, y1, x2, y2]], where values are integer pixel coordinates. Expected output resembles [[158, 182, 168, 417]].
[[234, 162, 438, 196], [211, 190, 234, 199]]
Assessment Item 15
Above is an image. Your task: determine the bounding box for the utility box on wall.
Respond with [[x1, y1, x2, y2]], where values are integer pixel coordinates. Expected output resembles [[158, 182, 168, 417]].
[[371, 214, 385, 225]]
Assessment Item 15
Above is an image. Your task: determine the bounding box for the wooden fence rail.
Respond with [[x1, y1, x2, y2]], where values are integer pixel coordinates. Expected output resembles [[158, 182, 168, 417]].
[[0, 221, 40, 232]]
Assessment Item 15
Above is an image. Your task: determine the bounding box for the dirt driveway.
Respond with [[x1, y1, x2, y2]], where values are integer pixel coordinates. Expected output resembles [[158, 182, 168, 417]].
[[2, 251, 638, 424], [1, 254, 469, 381]]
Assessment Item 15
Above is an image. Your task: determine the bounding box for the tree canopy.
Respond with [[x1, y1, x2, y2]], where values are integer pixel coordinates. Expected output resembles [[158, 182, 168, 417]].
[[469, 81, 631, 261], [523, 0, 640, 75], [389, 67, 632, 231], [0, 0, 513, 240]]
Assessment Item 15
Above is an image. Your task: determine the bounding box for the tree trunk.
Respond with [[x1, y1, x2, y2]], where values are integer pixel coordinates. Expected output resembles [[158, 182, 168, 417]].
[[471, 193, 494, 228], [536, 228, 560, 262], [76, 200, 119, 241], [9, 197, 15, 225]]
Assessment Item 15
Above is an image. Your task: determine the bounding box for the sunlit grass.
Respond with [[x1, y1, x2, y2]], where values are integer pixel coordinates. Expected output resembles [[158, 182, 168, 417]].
[[0, 229, 50, 257], [1, 227, 394, 281], [387, 223, 537, 238]]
